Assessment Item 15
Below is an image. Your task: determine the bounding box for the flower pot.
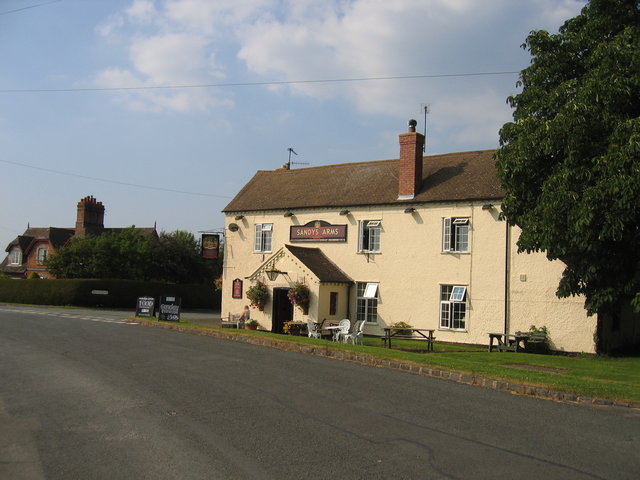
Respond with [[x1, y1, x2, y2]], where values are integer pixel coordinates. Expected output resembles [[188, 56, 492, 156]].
[[245, 324, 257, 330]]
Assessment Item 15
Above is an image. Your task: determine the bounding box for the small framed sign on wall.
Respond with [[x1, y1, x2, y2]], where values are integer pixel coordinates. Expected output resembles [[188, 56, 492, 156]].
[[232, 278, 243, 299]]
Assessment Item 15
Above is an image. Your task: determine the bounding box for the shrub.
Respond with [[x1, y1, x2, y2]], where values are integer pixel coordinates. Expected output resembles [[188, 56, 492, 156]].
[[390, 321, 413, 336]]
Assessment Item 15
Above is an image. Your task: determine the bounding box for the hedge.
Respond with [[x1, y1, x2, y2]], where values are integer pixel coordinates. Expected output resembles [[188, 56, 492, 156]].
[[0, 279, 221, 310]]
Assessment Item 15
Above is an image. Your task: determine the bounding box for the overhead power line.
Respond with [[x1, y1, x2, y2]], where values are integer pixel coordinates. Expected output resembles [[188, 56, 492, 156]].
[[0, 158, 233, 199], [0, 71, 519, 94], [0, 0, 62, 16]]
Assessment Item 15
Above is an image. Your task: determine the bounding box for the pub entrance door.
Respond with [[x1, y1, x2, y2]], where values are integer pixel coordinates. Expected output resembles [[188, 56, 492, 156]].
[[272, 287, 293, 334]]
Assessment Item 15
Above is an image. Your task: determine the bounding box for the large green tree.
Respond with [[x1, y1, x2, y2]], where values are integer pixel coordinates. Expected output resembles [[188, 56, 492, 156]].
[[48, 229, 220, 284], [495, 0, 640, 320]]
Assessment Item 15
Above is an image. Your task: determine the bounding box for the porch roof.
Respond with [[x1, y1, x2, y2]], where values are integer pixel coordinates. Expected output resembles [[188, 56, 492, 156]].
[[285, 245, 353, 283]]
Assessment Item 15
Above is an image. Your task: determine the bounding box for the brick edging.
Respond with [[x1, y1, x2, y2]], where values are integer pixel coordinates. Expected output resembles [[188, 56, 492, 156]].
[[132, 319, 639, 410]]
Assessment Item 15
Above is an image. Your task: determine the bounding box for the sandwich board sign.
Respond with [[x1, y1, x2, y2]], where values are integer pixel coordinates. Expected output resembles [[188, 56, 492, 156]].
[[158, 295, 181, 322], [135, 296, 155, 317]]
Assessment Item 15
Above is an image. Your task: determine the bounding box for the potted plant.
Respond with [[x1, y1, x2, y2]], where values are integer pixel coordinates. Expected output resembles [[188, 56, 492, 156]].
[[245, 319, 259, 330], [246, 280, 269, 310], [287, 282, 310, 314], [283, 321, 305, 336]]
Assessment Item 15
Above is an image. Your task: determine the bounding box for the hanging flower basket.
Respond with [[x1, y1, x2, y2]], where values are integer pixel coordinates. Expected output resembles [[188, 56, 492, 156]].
[[246, 280, 269, 310], [287, 282, 310, 314]]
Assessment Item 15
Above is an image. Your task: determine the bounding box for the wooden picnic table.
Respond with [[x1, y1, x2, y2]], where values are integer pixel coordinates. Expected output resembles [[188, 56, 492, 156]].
[[383, 328, 436, 352], [487, 332, 529, 352]]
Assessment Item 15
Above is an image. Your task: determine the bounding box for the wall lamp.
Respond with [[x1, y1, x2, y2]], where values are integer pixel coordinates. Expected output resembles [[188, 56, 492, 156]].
[[339, 209, 350, 216], [284, 212, 294, 217], [404, 207, 415, 214], [265, 268, 287, 281], [482, 204, 494, 210], [234, 215, 244, 220]]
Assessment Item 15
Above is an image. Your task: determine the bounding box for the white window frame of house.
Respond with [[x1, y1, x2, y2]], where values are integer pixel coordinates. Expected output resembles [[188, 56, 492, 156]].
[[442, 217, 469, 253], [357, 220, 381, 253], [253, 223, 273, 253], [9, 248, 22, 265], [356, 282, 379, 324], [439, 284, 467, 331], [36, 247, 48, 265]]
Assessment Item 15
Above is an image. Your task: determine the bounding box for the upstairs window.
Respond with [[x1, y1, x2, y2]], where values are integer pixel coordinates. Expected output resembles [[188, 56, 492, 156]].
[[440, 285, 467, 330], [254, 224, 272, 253], [358, 220, 381, 253], [37, 247, 48, 265], [442, 217, 469, 253], [9, 248, 22, 265]]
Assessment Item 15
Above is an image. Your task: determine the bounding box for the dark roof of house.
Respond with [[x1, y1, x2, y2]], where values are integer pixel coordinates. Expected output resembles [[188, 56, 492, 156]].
[[285, 245, 353, 283], [223, 149, 503, 213], [4, 227, 157, 254], [5, 227, 75, 253]]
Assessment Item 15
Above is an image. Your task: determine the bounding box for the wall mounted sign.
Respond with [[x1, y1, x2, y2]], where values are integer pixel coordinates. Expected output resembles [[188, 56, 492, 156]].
[[232, 278, 243, 299], [290, 220, 347, 242], [201, 234, 220, 260]]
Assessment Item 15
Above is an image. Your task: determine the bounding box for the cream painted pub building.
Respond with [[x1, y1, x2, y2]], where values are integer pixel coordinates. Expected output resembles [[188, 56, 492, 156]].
[[222, 122, 599, 353]]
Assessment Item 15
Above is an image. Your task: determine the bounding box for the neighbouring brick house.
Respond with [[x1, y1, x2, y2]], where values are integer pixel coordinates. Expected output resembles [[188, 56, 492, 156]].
[[1, 196, 157, 279]]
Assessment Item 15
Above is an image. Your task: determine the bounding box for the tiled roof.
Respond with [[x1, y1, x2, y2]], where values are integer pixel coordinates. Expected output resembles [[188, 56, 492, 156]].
[[285, 245, 352, 283], [223, 150, 503, 213], [4, 227, 75, 253]]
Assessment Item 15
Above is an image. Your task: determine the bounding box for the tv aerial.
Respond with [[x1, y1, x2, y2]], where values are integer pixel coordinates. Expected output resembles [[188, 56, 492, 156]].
[[420, 103, 430, 153], [286, 147, 309, 169]]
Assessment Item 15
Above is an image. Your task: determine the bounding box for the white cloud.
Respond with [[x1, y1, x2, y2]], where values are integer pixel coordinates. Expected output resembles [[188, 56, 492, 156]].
[[126, 0, 158, 23], [93, 0, 584, 145]]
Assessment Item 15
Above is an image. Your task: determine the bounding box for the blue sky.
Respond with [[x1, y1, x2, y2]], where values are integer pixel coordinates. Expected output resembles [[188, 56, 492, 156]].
[[0, 0, 585, 251]]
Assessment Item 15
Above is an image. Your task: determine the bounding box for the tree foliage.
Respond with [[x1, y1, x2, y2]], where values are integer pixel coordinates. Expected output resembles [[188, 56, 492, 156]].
[[495, 0, 640, 316], [47, 229, 221, 284]]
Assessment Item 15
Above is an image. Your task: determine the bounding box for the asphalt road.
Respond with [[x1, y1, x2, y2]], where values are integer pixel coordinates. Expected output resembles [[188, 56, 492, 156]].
[[1, 305, 639, 480]]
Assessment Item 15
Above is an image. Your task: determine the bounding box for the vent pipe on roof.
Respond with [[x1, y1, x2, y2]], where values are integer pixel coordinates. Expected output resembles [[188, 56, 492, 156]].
[[398, 120, 425, 200]]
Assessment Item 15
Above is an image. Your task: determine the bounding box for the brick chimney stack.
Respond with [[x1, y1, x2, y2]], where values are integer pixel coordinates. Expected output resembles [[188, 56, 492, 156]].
[[398, 119, 425, 200], [75, 196, 105, 237]]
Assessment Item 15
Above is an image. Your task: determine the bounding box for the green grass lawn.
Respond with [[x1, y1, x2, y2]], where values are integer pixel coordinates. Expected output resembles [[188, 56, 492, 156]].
[[178, 320, 640, 405]]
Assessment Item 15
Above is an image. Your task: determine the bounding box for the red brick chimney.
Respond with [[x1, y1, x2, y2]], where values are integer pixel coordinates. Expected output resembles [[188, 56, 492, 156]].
[[75, 196, 105, 237], [398, 119, 425, 200]]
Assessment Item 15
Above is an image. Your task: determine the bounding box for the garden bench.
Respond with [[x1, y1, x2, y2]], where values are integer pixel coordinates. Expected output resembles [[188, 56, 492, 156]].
[[488, 332, 528, 352], [518, 331, 548, 353], [382, 328, 436, 352]]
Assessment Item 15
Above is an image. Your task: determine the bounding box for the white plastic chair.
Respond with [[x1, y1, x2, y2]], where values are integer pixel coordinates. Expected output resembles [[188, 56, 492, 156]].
[[335, 319, 351, 343], [307, 318, 322, 339], [345, 319, 366, 345]]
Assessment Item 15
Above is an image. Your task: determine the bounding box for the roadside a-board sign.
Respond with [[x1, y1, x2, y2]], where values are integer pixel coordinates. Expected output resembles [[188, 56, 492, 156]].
[[136, 296, 155, 317], [158, 295, 181, 322]]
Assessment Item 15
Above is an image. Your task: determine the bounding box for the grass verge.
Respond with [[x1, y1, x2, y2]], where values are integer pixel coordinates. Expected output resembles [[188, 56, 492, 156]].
[[166, 319, 640, 405]]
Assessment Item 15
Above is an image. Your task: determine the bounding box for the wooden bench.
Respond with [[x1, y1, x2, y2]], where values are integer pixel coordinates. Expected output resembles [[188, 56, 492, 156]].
[[382, 328, 436, 352], [488, 332, 528, 352], [518, 331, 548, 353]]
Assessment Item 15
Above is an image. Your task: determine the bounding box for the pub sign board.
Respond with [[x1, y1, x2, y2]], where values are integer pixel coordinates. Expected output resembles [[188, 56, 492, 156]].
[[158, 295, 181, 322], [290, 220, 347, 242], [201, 233, 220, 260], [136, 296, 155, 317]]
